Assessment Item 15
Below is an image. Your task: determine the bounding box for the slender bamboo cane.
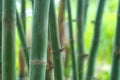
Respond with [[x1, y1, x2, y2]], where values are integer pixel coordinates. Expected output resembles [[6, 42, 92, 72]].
[[110, 1, 120, 80], [16, 11, 29, 69], [66, 0, 78, 80], [85, 0, 106, 80], [19, 0, 26, 79], [21, 0, 26, 33], [0, 0, 2, 79], [29, 0, 50, 80], [76, 0, 85, 80], [2, 0, 16, 79], [49, 0, 64, 80], [84, 0, 89, 26]]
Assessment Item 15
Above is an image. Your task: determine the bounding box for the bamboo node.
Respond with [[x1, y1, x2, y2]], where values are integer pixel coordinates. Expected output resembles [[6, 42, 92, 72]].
[[72, 19, 80, 22], [29, 60, 46, 65], [114, 48, 120, 55], [46, 64, 53, 71], [79, 54, 88, 59], [53, 47, 65, 53], [91, 20, 100, 24], [20, 46, 30, 50], [69, 39, 74, 41]]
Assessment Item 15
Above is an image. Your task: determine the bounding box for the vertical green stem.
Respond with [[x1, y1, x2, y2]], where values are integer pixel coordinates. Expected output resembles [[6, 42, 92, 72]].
[[110, 1, 120, 80], [85, 0, 106, 80], [76, 0, 85, 80], [0, 0, 2, 79], [21, 0, 26, 33], [19, 0, 26, 79], [49, 0, 64, 80], [84, 0, 89, 26], [29, 0, 50, 80], [2, 0, 16, 79], [16, 11, 29, 69], [66, 0, 78, 80]]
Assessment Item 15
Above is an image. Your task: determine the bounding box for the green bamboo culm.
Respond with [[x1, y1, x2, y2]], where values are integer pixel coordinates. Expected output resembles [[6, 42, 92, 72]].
[[49, 0, 64, 80], [85, 0, 106, 80], [66, 0, 78, 80], [29, 0, 50, 80], [21, 0, 26, 33], [16, 11, 29, 68], [84, 0, 89, 26], [110, 1, 120, 80], [0, 0, 2, 79], [2, 0, 16, 79], [19, 0, 26, 79], [76, 0, 85, 80]]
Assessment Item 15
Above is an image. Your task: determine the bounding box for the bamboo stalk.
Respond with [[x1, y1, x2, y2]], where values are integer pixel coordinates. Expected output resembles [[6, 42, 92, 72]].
[[19, 0, 26, 79], [84, 0, 89, 26], [2, 0, 16, 79], [76, 0, 85, 80], [49, 0, 64, 80], [66, 0, 78, 80], [30, 1, 54, 79], [21, 0, 26, 33], [0, 0, 2, 79], [16, 11, 29, 69], [110, 1, 120, 80], [29, 0, 50, 80], [85, 0, 106, 80]]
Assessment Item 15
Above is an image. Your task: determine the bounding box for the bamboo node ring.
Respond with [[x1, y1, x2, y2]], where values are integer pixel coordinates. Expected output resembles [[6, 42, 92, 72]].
[[29, 60, 46, 65]]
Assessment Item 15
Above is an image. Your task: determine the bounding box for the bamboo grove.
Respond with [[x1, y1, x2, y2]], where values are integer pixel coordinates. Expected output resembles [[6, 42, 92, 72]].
[[0, 0, 120, 80]]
